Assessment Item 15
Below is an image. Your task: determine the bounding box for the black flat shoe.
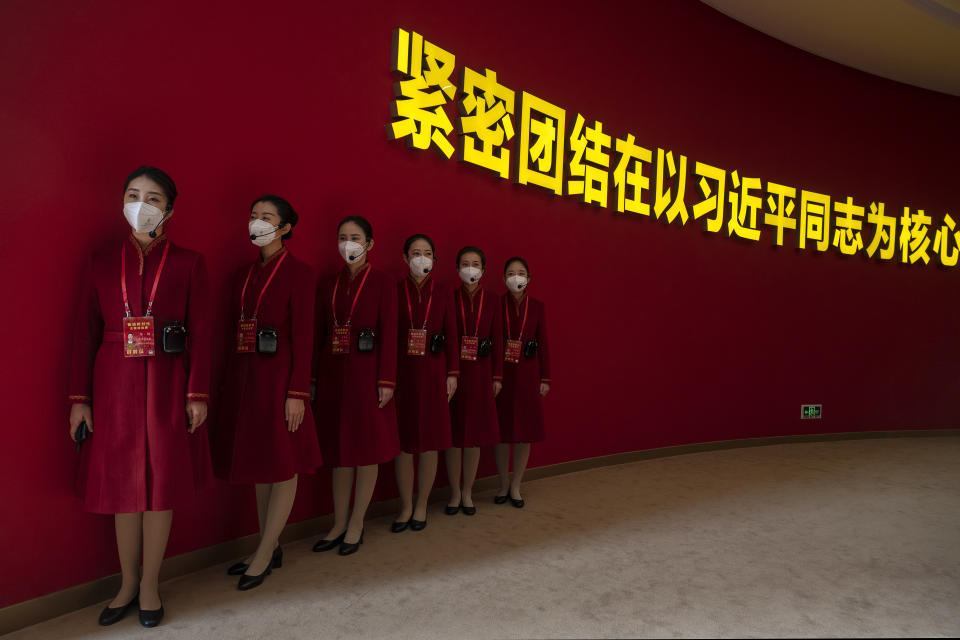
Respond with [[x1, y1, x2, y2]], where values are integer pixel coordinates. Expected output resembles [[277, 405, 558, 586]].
[[409, 518, 427, 531], [493, 494, 508, 504], [227, 545, 282, 575], [237, 561, 273, 591], [461, 504, 477, 516], [444, 503, 460, 515], [510, 496, 525, 508], [138, 603, 164, 628], [98, 591, 138, 626], [338, 530, 364, 556], [313, 532, 346, 552], [390, 519, 411, 533]]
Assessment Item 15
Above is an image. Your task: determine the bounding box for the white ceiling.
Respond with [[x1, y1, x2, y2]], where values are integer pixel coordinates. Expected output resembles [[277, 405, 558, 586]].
[[700, 0, 960, 96]]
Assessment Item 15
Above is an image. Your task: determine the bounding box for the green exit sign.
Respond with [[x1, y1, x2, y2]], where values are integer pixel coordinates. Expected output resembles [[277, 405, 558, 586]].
[[801, 404, 822, 419]]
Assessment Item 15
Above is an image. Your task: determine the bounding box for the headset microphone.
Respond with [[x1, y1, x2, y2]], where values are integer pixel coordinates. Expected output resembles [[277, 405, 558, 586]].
[[148, 212, 170, 238]]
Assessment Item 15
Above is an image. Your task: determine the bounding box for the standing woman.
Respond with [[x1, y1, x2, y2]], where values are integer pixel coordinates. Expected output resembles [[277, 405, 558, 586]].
[[446, 246, 503, 516], [495, 257, 551, 508], [67, 166, 211, 628], [391, 234, 459, 532], [311, 216, 400, 555], [213, 194, 323, 589]]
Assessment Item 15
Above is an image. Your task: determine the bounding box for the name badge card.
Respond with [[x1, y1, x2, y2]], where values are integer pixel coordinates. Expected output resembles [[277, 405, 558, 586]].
[[122, 316, 156, 358], [460, 335, 478, 361], [332, 325, 351, 355], [236, 319, 256, 353], [407, 328, 427, 356], [504, 338, 522, 364]]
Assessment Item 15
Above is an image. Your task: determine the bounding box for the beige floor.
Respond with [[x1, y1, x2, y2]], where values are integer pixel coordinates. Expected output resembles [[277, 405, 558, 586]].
[[8, 436, 960, 639]]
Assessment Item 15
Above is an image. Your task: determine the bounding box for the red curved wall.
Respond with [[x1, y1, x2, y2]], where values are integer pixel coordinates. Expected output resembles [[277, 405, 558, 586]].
[[1, 0, 957, 608]]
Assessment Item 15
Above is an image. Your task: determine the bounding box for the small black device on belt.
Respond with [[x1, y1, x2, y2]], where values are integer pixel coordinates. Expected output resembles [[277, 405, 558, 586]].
[[257, 327, 279, 354], [477, 337, 492, 358], [358, 328, 376, 353], [162, 321, 187, 354], [523, 339, 538, 359]]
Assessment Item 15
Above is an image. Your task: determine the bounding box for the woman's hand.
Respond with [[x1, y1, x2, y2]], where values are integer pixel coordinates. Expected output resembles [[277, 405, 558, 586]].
[[493, 381, 503, 397], [378, 385, 395, 408], [185, 401, 208, 433], [446, 376, 458, 402], [69, 403, 93, 441], [285, 398, 305, 432], [540, 382, 551, 397]]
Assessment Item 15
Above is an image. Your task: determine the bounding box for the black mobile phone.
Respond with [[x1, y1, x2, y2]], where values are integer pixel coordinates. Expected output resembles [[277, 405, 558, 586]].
[[75, 419, 89, 452], [429, 333, 446, 354]]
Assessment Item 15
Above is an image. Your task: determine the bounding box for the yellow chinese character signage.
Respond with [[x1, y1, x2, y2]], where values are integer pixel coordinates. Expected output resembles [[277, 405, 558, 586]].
[[386, 27, 954, 268]]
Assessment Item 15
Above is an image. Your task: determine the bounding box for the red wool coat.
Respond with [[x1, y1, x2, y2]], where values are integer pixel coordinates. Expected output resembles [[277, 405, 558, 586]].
[[449, 284, 503, 448], [68, 234, 212, 514], [395, 274, 460, 454], [212, 248, 323, 483], [496, 293, 551, 443], [312, 263, 401, 467]]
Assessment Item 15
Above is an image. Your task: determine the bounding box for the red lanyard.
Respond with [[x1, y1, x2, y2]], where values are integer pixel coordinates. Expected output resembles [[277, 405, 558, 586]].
[[121, 241, 170, 318], [332, 264, 372, 326], [405, 278, 434, 330], [240, 250, 288, 320], [505, 295, 529, 341], [459, 288, 484, 337]]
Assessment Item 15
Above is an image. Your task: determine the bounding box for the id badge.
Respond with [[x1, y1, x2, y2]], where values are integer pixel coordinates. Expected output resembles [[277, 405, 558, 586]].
[[504, 339, 522, 364], [407, 328, 427, 356], [460, 335, 479, 361], [236, 319, 256, 353], [122, 316, 156, 358], [332, 325, 351, 355]]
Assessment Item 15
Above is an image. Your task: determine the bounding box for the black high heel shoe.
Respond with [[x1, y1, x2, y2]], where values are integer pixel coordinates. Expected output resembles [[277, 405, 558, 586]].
[[409, 518, 427, 531], [461, 503, 477, 516], [138, 601, 164, 628], [390, 518, 411, 533], [493, 494, 509, 505], [228, 546, 283, 575], [338, 530, 364, 556], [98, 590, 138, 626], [444, 502, 461, 515], [313, 532, 346, 552], [509, 495, 525, 509], [237, 558, 273, 591]]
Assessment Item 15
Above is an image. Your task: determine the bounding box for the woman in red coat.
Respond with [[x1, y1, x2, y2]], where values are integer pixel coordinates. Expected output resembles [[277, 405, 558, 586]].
[[311, 216, 400, 555], [67, 166, 211, 628], [445, 246, 503, 516], [391, 234, 459, 532], [495, 257, 551, 509], [212, 194, 322, 589]]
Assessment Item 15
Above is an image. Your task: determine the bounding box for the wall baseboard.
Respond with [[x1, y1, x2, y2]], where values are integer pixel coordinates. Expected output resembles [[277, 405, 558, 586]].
[[2, 428, 956, 636]]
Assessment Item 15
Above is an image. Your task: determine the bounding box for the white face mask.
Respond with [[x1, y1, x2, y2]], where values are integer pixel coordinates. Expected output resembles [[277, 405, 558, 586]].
[[339, 240, 366, 264], [409, 255, 433, 277], [459, 266, 482, 284], [505, 275, 528, 292], [123, 201, 166, 234], [249, 219, 279, 247]]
